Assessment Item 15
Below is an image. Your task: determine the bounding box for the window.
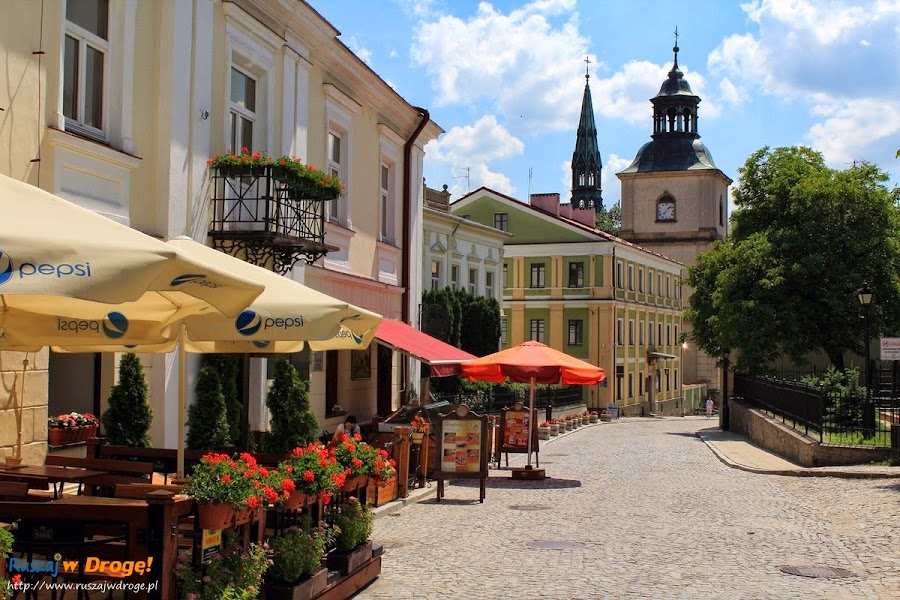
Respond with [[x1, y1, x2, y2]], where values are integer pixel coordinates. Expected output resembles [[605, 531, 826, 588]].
[[327, 132, 343, 222], [719, 195, 725, 227], [380, 163, 394, 242], [468, 268, 477, 295], [530, 319, 545, 343], [616, 261, 623, 288], [530, 263, 545, 288], [649, 322, 655, 345], [430, 261, 440, 291], [568, 320, 583, 346], [494, 213, 508, 231], [503, 263, 509, 287], [64, 0, 109, 138], [658, 273, 663, 297], [616, 318, 623, 346], [628, 319, 635, 345], [628, 265, 634, 291], [675, 280, 681, 300], [656, 370, 662, 392], [616, 366, 624, 401], [667, 324, 672, 346], [568, 262, 584, 288], [674, 325, 679, 346], [486, 272, 494, 298], [639, 321, 645, 345], [639, 371, 644, 396], [658, 323, 663, 346], [638, 268, 644, 292], [665, 368, 671, 391], [450, 265, 460, 290], [628, 373, 634, 398], [229, 67, 256, 153], [666, 275, 671, 298], [500, 317, 507, 345], [648, 270, 654, 295], [674, 369, 679, 390]]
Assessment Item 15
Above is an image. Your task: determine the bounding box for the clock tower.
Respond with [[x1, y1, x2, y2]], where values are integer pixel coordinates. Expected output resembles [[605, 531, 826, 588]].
[[617, 37, 732, 395]]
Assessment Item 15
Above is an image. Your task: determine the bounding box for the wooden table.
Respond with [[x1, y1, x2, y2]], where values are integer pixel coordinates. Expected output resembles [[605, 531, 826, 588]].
[[50, 496, 148, 507], [0, 465, 106, 498]]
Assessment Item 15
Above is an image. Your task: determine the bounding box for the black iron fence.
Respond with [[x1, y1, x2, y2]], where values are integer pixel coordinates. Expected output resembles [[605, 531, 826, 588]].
[[734, 373, 900, 447]]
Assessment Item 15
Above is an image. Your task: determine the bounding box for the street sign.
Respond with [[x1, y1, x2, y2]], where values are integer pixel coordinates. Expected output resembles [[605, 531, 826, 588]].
[[880, 338, 900, 361]]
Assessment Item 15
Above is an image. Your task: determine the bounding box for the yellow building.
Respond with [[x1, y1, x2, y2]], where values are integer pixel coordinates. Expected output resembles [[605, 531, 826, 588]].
[[452, 188, 686, 416], [0, 0, 440, 461]]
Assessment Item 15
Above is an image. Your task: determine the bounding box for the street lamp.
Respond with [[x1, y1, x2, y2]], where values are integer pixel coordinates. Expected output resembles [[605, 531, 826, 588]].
[[858, 283, 874, 436]]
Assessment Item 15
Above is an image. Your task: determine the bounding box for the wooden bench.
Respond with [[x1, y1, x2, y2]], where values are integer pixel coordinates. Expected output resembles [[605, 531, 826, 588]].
[[45, 455, 154, 495]]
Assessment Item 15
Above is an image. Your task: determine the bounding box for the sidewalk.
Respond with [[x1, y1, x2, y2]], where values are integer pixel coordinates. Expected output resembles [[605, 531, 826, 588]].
[[696, 426, 900, 478]]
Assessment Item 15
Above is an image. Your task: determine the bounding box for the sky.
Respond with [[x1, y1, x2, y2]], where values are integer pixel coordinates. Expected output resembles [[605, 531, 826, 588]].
[[312, 0, 900, 211]]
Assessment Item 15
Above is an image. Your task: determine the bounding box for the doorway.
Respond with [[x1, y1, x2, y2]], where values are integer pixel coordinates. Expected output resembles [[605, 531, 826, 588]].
[[376, 344, 393, 417]]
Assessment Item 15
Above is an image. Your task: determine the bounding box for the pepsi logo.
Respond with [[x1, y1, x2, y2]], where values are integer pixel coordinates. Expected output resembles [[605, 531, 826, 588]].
[[102, 312, 128, 339], [0, 251, 12, 285], [236, 310, 262, 336]]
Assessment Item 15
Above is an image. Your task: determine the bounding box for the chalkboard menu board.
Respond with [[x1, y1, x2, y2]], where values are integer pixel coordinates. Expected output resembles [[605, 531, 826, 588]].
[[434, 405, 488, 503]]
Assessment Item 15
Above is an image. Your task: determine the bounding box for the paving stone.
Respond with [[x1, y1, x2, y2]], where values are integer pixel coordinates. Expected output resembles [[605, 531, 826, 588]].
[[358, 418, 900, 599]]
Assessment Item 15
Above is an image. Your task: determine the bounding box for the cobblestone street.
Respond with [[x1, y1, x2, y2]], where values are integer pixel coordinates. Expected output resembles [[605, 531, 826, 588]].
[[358, 417, 900, 599]]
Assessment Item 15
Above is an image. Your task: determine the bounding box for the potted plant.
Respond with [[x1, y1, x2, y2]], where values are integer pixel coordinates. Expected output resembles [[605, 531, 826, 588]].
[[47, 412, 99, 445], [209, 149, 344, 201], [276, 442, 345, 509], [600, 409, 612, 422], [263, 360, 319, 453], [326, 498, 374, 575], [537, 421, 551, 440], [267, 516, 332, 600], [101, 353, 152, 447], [589, 410, 599, 423], [176, 530, 269, 600], [181, 452, 267, 529], [410, 415, 430, 444], [332, 433, 397, 492], [186, 365, 231, 451]]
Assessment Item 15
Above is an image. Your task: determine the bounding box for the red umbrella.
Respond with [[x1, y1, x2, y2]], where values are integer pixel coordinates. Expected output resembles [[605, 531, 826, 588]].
[[460, 341, 606, 467]]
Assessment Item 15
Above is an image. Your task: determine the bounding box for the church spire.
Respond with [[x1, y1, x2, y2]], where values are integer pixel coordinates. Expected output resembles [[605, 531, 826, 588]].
[[571, 56, 603, 212]]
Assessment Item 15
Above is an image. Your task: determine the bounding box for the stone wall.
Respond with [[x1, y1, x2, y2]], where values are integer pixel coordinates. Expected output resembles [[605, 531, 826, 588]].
[[728, 399, 898, 467], [1, 350, 49, 464]]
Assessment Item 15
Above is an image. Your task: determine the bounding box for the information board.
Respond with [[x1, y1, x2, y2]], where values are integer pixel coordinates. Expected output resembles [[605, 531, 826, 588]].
[[497, 402, 539, 467], [434, 405, 489, 503], [881, 338, 900, 361]]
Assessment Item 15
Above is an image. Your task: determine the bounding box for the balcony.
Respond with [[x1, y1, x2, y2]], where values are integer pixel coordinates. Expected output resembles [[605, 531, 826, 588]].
[[208, 165, 338, 274]]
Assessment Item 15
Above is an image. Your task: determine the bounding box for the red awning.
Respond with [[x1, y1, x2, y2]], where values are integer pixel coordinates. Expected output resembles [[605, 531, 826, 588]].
[[374, 319, 476, 377]]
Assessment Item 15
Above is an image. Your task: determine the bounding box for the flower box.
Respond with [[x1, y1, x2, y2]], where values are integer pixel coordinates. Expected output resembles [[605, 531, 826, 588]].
[[326, 540, 372, 576], [197, 502, 235, 530], [366, 476, 398, 507], [266, 568, 328, 600], [339, 474, 369, 494]]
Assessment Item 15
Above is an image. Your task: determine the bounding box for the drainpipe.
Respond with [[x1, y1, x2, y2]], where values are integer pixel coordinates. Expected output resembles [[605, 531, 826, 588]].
[[401, 107, 430, 324]]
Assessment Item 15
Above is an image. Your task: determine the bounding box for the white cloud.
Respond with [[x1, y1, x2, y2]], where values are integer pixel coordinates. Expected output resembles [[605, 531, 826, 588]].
[[344, 36, 372, 65], [425, 115, 525, 196], [602, 154, 632, 207], [806, 98, 900, 166], [410, 0, 592, 134]]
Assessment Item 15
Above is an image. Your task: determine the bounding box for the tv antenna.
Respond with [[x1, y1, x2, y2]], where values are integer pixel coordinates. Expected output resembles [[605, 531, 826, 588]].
[[453, 167, 470, 192]]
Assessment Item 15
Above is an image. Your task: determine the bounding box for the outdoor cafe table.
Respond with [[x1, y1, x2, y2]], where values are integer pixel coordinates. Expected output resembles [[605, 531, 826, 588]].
[[0, 465, 106, 498]]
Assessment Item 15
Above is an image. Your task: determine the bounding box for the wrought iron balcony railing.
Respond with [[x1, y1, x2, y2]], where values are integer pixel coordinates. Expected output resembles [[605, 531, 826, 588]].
[[208, 165, 338, 274]]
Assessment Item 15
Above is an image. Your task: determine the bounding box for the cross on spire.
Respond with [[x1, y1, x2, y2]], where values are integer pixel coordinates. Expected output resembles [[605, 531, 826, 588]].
[[673, 26, 680, 68], [584, 55, 591, 80]]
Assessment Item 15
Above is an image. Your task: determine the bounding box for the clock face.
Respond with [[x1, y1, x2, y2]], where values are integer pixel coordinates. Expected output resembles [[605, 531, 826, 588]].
[[657, 201, 675, 221]]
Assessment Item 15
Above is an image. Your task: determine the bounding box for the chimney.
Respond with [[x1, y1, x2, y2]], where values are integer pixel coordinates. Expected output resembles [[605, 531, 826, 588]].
[[530, 193, 560, 215], [571, 207, 597, 228]]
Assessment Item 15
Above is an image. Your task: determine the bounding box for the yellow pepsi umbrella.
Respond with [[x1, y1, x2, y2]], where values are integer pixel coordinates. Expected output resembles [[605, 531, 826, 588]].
[[48, 237, 382, 474], [0, 174, 265, 462]]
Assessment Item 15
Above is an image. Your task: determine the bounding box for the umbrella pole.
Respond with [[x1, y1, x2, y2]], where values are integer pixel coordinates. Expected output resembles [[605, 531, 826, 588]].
[[526, 376, 535, 468], [177, 325, 186, 478], [15, 355, 29, 460]]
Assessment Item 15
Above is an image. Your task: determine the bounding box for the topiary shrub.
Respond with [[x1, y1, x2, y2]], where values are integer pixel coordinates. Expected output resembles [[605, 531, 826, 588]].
[[262, 359, 318, 453], [202, 354, 241, 445], [186, 365, 230, 451], [102, 353, 152, 447]]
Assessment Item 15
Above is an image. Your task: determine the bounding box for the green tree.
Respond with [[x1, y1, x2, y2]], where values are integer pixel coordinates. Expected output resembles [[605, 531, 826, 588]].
[[686, 146, 900, 373], [186, 365, 231, 451], [595, 201, 621, 235], [203, 354, 241, 444], [263, 359, 318, 453], [101, 353, 152, 447]]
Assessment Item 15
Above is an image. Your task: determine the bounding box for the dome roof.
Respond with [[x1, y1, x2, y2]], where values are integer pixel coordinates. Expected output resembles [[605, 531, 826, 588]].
[[620, 137, 718, 174], [656, 67, 696, 97]]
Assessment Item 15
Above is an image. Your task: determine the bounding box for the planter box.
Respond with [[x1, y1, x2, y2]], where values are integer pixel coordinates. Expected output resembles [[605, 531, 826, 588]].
[[327, 540, 372, 576], [366, 477, 398, 508], [266, 568, 328, 600]]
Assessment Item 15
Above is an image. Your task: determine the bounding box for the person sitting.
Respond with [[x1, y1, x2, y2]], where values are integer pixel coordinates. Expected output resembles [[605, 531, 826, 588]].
[[333, 415, 362, 442]]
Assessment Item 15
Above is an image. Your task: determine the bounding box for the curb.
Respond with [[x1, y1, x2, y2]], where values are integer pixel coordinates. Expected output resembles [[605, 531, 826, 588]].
[[696, 432, 900, 479]]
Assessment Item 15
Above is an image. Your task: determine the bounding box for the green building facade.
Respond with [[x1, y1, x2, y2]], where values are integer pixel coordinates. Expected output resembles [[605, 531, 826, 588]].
[[452, 188, 686, 416]]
